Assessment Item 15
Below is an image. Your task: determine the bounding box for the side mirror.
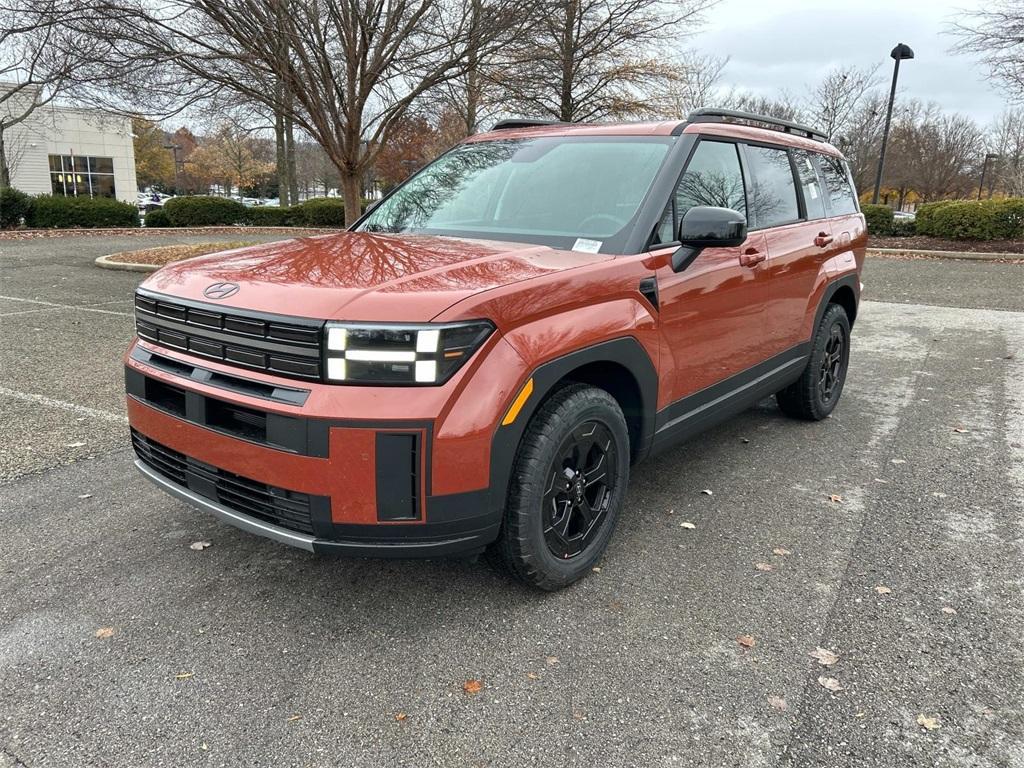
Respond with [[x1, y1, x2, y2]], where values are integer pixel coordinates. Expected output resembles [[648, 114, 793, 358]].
[[671, 206, 748, 272]]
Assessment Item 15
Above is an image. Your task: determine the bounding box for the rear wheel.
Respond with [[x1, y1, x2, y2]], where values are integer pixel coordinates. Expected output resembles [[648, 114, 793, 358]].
[[777, 303, 851, 420], [495, 384, 630, 590]]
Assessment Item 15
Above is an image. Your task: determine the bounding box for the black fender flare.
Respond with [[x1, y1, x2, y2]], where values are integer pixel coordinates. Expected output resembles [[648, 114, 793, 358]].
[[813, 273, 861, 331], [486, 336, 658, 520]]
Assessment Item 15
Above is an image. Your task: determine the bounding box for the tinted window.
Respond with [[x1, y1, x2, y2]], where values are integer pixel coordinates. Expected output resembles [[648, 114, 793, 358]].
[[793, 150, 826, 220], [746, 145, 799, 228], [659, 140, 746, 242], [819, 155, 858, 215]]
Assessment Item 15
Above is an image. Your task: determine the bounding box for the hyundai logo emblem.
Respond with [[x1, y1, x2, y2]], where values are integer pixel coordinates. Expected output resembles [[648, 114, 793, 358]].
[[203, 282, 240, 300]]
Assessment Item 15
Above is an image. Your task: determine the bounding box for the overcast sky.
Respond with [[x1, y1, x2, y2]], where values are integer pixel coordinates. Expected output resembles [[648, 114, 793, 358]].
[[692, 0, 1009, 124]]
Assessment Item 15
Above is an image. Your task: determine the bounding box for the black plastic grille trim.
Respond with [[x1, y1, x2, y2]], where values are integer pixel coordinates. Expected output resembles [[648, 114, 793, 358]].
[[132, 430, 318, 535], [134, 291, 325, 382]]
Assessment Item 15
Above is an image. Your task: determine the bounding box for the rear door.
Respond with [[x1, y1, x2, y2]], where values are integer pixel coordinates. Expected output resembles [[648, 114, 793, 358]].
[[816, 154, 866, 279]]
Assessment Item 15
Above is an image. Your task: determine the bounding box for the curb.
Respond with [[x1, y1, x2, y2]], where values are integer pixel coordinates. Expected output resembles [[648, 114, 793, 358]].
[[95, 254, 161, 272], [868, 247, 1022, 262]]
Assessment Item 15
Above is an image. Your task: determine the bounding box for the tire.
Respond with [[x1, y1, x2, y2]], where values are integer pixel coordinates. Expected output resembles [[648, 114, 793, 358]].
[[777, 303, 851, 421], [494, 383, 630, 590]]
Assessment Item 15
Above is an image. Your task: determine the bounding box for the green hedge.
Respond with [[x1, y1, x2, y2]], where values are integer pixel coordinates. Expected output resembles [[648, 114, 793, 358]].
[[27, 195, 138, 229], [292, 197, 345, 226], [891, 217, 916, 237], [245, 206, 294, 226], [915, 198, 1024, 240], [862, 204, 894, 236], [163, 196, 247, 227], [0, 187, 32, 229], [143, 208, 171, 228]]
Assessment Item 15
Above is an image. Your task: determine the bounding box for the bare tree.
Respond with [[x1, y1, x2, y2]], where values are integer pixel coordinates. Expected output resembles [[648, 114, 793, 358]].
[[804, 64, 881, 142], [951, 1, 1024, 103], [717, 89, 803, 122], [646, 52, 728, 118], [501, 0, 718, 122], [85, 0, 530, 224], [988, 108, 1024, 196]]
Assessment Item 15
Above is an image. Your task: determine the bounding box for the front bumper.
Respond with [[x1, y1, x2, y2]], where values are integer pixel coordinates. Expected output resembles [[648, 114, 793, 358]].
[[126, 342, 506, 558]]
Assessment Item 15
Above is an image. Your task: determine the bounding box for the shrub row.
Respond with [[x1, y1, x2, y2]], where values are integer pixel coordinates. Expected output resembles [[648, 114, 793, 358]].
[[862, 204, 917, 237], [915, 198, 1024, 241], [0, 190, 139, 229], [151, 196, 348, 228]]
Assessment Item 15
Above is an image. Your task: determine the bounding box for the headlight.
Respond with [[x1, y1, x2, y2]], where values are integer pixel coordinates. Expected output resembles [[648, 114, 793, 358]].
[[324, 321, 494, 385]]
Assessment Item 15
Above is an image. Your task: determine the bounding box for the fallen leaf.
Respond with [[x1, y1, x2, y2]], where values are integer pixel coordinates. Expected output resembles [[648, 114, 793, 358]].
[[828, 494, 843, 503], [891, 458, 906, 465], [94, 627, 115, 639], [77, 493, 93, 500], [545, 656, 559, 666], [200, 743, 208, 751], [755, 562, 774, 572], [666, 508, 675, 515], [855, 711, 866, 718], [875, 585, 893, 595], [287, 714, 302, 723], [767, 696, 788, 712], [700, 489, 713, 496], [394, 712, 407, 722], [526, 672, 540, 680], [817, 676, 843, 692], [737, 635, 756, 649], [591, 566, 601, 573], [916, 714, 941, 731], [175, 672, 194, 680], [952, 427, 969, 434], [462, 679, 483, 695], [941, 606, 957, 615], [931, 492, 948, 498], [189, 540, 212, 551], [66, 441, 87, 448], [740, 438, 750, 444], [809, 647, 840, 667], [679, 521, 696, 529], [772, 547, 792, 556]]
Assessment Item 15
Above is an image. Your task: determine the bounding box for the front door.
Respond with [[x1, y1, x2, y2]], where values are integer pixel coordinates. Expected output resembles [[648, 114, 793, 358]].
[[654, 138, 773, 408]]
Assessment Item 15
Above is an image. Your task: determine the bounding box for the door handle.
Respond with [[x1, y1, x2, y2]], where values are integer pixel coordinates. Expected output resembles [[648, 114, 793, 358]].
[[739, 248, 766, 268], [814, 232, 834, 248]]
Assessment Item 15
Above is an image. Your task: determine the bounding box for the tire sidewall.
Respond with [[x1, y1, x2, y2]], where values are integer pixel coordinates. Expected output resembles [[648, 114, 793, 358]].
[[811, 306, 851, 416], [516, 391, 630, 586]]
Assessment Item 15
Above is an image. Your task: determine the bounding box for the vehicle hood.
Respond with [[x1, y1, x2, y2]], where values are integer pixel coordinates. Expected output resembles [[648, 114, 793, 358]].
[[141, 232, 611, 321]]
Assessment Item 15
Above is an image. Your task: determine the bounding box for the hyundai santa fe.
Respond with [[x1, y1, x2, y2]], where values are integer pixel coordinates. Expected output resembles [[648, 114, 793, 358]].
[[125, 108, 865, 590]]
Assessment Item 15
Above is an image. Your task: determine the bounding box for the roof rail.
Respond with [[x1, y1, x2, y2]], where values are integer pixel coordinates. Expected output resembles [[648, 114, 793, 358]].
[[686, 108, 828, 142], [490, 118, 569, 131]]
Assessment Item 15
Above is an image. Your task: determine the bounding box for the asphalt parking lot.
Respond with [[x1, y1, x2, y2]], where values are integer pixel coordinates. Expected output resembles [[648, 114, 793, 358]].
[[1, 234, 1022, 768]]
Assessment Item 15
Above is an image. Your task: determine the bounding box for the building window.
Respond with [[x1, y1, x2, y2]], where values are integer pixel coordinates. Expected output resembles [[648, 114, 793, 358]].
[[48, 155, 117, 199]]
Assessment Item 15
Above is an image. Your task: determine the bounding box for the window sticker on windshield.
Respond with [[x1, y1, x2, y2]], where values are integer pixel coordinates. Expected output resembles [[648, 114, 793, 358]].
[[572, 238, 603, 253]]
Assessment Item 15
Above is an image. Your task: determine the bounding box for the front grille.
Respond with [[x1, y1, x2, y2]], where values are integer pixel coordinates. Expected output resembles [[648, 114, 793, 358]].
[[132, 430, 317, 535], [134, 291, 324, 381]]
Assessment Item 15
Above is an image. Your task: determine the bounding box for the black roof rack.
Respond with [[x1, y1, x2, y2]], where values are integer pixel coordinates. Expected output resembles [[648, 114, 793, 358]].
[[686, 108, 828, 142], [490, 118, 569, 131]]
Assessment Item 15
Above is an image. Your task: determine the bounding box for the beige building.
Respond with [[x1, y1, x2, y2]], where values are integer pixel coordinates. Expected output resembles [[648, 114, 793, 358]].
[[2, 84, 138, 204]]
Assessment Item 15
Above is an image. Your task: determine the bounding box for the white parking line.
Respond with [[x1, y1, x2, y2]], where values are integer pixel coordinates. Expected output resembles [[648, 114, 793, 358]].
[[0, 295, 132, 317], [0, 387, 128, 424]]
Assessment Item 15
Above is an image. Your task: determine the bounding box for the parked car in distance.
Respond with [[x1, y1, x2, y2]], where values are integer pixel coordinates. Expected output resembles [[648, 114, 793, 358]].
[[125, 109, 865, 590]]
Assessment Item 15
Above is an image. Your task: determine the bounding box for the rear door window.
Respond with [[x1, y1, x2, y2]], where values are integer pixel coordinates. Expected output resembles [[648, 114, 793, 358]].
[[658, 140, 746, 243], [745, 145, 799, 228], [793, 150, 827, 220], [818, 155, 859, 215]]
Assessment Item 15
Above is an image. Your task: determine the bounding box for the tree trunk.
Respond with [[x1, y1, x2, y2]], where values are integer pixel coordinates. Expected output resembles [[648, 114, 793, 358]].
[[275, 94, 289, 206], [341, 171, 361, 227], [558, 0, 576, 122], [0, 123, 9, 191], [285, 112, 299, 203]]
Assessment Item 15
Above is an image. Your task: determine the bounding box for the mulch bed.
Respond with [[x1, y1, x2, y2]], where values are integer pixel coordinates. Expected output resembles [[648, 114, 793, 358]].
[[108, 241, 259, 266], [0, 226, 342, 240], [869, 235, 1023, 254]]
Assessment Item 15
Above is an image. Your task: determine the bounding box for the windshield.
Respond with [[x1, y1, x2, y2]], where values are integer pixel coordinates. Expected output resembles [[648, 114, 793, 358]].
[[358, 136, 673, 252]]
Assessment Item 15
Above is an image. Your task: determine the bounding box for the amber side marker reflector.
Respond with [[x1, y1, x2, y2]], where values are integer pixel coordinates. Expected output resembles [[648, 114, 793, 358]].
[[502, 378, 534, 426]]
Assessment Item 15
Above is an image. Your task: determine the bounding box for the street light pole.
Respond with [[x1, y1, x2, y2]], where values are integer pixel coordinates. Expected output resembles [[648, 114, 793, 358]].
[[977, 153, 999, 200], [872, 43, 914, 205]]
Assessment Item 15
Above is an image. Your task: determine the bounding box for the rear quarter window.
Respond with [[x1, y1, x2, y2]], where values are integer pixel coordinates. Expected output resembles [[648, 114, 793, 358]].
[[818, 155, 859, 216], [793, 150, 827, 220]]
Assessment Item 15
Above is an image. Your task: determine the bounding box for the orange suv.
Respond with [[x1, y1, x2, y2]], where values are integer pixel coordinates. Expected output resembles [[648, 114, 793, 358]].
[[126, 109, 865, 589]]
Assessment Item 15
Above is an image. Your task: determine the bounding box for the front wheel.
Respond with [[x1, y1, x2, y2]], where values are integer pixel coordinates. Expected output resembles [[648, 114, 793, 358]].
[[777, 303, 851, 420], [494, 384, 630, 590]]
